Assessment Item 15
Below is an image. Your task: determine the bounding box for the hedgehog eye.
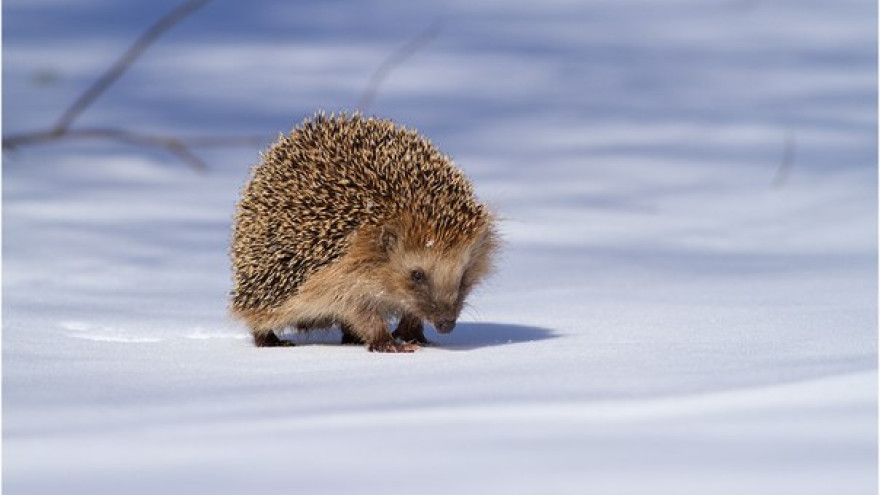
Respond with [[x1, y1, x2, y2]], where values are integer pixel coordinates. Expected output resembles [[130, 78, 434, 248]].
[[410, 269, 427, 283]]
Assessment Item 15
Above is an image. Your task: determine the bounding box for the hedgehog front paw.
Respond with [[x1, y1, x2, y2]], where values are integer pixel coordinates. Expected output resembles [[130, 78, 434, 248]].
[[392, 313, 430, 345], [368, 341, 420, 353], [391, 329, 432, 345]]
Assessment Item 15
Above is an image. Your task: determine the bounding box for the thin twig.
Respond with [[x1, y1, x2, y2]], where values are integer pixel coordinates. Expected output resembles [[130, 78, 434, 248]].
[[3, 128, 265, 149], [357, 23, 442, 112], [52, 0, 214, 134], [163, 140, 209, 172], [772, 128, 796, 188], [1, 0, 268, 172], [3, 128, 267, 173]]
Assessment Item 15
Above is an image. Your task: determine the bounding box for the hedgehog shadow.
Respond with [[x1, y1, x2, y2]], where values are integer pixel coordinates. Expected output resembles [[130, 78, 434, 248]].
[[431, 322, 556, 350], [277, 322, 555, 350]]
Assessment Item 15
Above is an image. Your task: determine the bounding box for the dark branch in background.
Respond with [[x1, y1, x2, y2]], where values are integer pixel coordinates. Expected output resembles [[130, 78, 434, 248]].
[[3, 128, 265, 172], [1, 0, 239, 172], [357, 23, 441, 112], [3, 0, 439, 172], [772, 128, 796, 188], [52, 0, 213, 134]]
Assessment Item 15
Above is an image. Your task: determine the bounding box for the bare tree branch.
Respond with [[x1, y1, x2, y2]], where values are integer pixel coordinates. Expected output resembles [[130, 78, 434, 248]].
[[52, 0, 214, 134], [357, 23, 441, 112], [3, 128, 266, 173], [162, 139, 210, 173], [0, 0, 265, 172], [4, 2, 439, 172], [3, 128, 265, 149]]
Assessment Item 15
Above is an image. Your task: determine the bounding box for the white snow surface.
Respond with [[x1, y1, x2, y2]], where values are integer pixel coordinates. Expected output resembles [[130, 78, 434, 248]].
[[3, 0, 877, 494]]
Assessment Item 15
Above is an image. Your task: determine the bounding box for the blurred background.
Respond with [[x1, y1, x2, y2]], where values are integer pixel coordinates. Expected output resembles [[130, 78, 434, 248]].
[[3, 1, 877, 494], [6, 0, 876, 174]]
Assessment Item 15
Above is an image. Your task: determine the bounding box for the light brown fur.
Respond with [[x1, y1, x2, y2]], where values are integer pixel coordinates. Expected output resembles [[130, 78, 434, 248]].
[[230, 113, 498, 352]]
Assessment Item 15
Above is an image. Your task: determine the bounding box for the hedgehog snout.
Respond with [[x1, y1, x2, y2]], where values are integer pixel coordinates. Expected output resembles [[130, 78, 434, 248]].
[[430, 304, 459, 334], [434, 319, 456, 334], [428, 302, 460, 333]]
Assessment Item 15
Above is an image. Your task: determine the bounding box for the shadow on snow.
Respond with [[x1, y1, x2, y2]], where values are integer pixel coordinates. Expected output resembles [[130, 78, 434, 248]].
[[274, 321, 556, 350]]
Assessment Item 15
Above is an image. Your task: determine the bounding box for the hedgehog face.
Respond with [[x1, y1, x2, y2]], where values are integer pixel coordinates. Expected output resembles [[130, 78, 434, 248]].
[[376, 224, 496, 334], [401, 255, 467, 333]]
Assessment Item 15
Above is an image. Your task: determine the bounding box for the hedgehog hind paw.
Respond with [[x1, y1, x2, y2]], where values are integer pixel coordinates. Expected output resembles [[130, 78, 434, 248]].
[[341, 331, 366, 346], [253, 331, 294, 347], [340, 322, 367, 346]]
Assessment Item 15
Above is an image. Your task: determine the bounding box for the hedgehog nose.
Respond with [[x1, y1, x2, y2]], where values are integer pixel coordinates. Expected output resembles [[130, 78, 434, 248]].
[[435, 319, 456, 334]]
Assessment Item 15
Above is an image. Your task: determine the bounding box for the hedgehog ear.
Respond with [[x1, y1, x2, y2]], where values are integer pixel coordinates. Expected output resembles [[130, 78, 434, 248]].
[[379, 224, 399, 254]]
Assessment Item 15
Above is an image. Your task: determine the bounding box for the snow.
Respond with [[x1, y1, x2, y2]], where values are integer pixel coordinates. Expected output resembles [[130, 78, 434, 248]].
[[3, 0, 877, 494]]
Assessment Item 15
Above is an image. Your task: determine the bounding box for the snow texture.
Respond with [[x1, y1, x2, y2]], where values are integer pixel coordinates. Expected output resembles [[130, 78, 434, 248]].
[[3, 0, 877, 494]]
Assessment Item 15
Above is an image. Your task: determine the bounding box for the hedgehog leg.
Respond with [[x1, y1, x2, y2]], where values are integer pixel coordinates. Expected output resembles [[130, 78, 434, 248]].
[[392, 313, 430, 345], [340, 322, 366, 345], [349, 310, 419, 353], [252, 329, 293, 347]]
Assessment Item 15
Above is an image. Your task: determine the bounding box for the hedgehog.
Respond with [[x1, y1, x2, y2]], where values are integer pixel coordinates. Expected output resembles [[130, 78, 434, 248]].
[[230, 113, 499, 352]]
